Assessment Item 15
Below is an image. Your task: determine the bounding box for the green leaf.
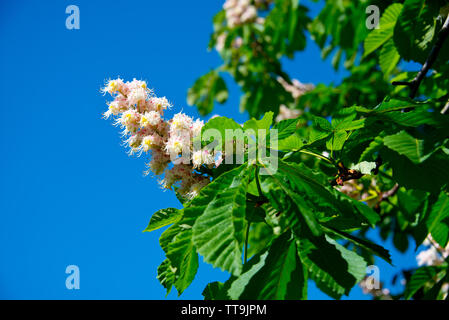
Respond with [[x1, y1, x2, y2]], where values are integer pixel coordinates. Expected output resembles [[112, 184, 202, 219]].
[[381, 149, 449, 194], [361, 99, 449, 128], [160, 165, 249, 294], [160, 223, 198, 295], [270, 162, 323, 236], [243, 112, 274, 136], [350, 161, 377, 175], [309, 117, 332, 144], [277, 133, 304, 151], [202, 281, 228, 300], [360, 136, 384, 162], [296, 232, 367, 300], [157, 259, 177, 295], [144, 208, 182, 232], [159, 225, 197, 295], [426, 191, 449, 247], [273, 118, 300, 140], [264, 0, 309, 57], [384, 131, 426, 164], [379, 38, 401, 76], [187, 70, 228, 115], [200, 116, 242, 150], [363, 3, 403, 57], [349, 198, 381, 228], [404, 266, 446, 299], [323, 227, 392, 264], [192, 165, 251, 275], [326, 130, 348, 152], [332, 119, 366, 131], [393, 0, 440, 63], [230, 232, 307, 300], [277, 161, 379, 227]]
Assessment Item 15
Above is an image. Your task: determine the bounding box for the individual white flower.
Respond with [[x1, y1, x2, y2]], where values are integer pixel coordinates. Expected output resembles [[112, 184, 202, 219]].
[[223, 0, 238, 10], [216, 33, 227, 52], [116, 110, 140, 134], [124, 135, 142, 155], [152, 97, 171, 113], [192, 150, 203, 168], [170, 112, 193, 133], [106, 99, 128, 117], [141, 134, 162, 152], [165, 134, 189, 156], [127, 87, 148, 105], [191, 119, 204, 137], [101, 78, 125, 95], [202, 149, 215, 166], [241, 6, 257, 23], [128, 78, 148, 91], [140, 111, 161, 128]]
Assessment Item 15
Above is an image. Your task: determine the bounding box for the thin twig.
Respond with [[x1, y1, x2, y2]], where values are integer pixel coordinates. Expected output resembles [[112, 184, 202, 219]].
[[392, 15, 449, 99], [373, 183, 399, 212], [381, 183, 399, 201], [244, 222, 250, 264], [441, 99, 449, 115], [255, 165, 264, 198], [297, 149, 334, 164]]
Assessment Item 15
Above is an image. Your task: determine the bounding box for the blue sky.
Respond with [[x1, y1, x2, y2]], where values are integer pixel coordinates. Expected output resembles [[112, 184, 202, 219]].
[[0, 0, 420, 299]]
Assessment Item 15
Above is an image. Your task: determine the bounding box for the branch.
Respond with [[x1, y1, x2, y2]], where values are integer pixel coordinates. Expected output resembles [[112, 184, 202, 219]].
[[392, 15, 449, 99], [380, 183, 399, 201], [373, 183, 399, 213]]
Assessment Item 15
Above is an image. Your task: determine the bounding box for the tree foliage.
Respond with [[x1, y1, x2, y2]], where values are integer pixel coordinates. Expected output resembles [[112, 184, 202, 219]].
[[144, 0, 449, 300]]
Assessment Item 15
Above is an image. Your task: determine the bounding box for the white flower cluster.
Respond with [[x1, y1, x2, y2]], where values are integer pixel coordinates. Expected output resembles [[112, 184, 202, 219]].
[[275, 77, 314, 122], [102, 78, 220, 199], [215, 33, 243, 53], [415, 234, 449, 298], [417, 234, 449, 267], [359, 276, 392, 300], [223, 0, 258, 28]]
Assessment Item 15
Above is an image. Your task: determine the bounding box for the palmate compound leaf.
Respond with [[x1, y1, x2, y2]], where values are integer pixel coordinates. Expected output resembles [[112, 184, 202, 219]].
[[276, 160, 380, 228], [263, 161, 322, 236], [192, 164, 252, 276], [159, 164, 249, 294]]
